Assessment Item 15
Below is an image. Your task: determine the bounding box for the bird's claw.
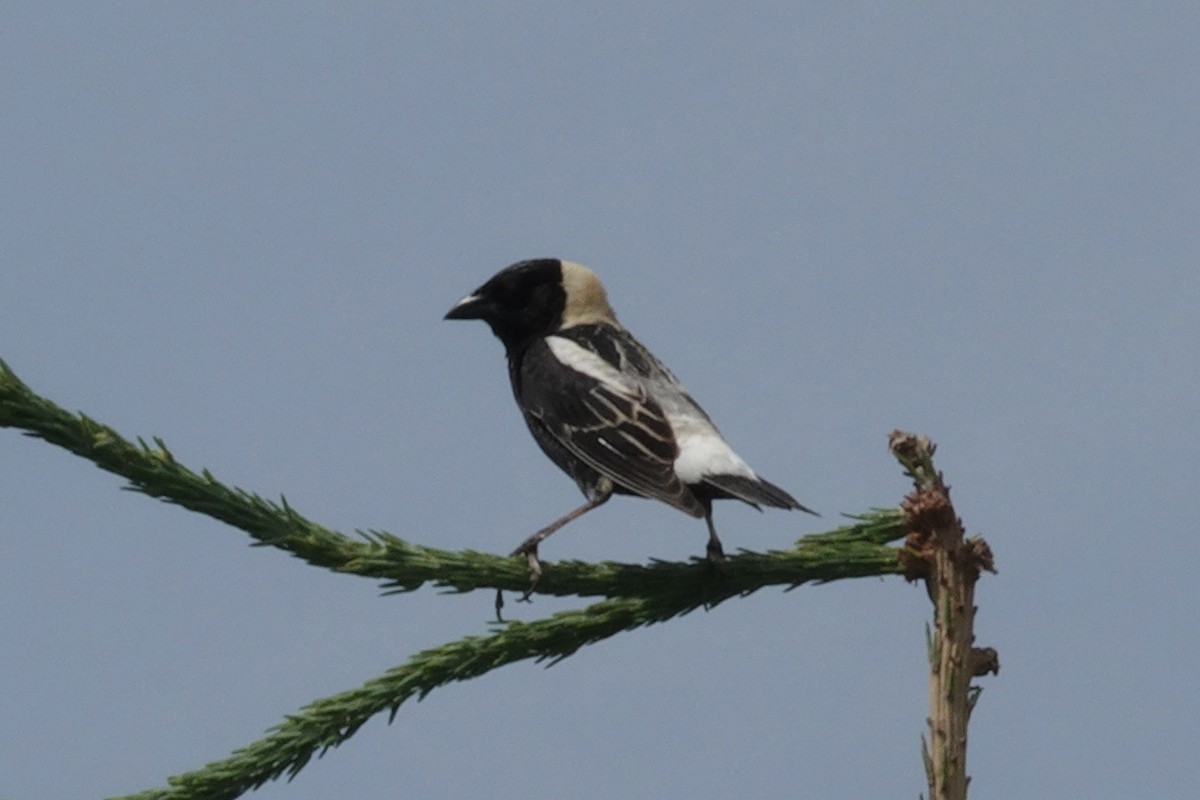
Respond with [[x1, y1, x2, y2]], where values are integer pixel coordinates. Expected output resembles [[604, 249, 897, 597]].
[[706, 538, 726, 563], [503, 541, 544, 605], [493, 588, 505, 622], [517, 545, 542, 602]]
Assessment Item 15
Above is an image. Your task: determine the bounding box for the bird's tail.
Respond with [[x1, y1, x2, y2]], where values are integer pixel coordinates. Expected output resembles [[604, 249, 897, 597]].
[[702, 474, 819, 516]]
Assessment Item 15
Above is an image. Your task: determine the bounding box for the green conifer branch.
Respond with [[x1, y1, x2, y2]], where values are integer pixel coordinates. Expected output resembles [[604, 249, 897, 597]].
[[112, 510, 906, 800], [108, 586, 765, 800], [2, 358, 913, 798], [0, 358, 905, 600]]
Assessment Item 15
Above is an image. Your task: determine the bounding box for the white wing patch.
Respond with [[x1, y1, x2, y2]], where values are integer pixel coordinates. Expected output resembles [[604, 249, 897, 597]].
[[545, 336, 638, 398], [546, 334, 758, 486]]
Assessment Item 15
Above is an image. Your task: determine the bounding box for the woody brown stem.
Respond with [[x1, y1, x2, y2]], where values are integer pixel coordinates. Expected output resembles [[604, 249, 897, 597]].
[[890, 431, 998, 800]]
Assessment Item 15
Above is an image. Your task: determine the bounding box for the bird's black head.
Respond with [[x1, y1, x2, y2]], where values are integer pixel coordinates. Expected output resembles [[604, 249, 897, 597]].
[[444, 259, 568, 352]]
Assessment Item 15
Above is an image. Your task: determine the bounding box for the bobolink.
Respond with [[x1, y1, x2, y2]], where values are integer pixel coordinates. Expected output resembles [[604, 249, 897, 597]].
[[445, 258, 815, 585]]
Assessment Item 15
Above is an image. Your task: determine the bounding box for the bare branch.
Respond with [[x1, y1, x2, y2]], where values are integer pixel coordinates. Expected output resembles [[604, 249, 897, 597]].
[[890, 430, 998, 800]]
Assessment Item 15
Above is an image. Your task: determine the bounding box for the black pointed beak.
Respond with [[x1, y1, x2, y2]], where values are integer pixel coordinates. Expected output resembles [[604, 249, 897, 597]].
[[444, 293, 486, 320]]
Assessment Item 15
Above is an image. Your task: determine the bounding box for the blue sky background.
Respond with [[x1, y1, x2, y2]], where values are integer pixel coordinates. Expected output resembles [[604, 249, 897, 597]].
[[3, 4, 1197, 799]]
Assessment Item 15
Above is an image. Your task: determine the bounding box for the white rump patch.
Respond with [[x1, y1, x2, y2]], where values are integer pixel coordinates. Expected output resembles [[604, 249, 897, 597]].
[[672, 418, 758, 484]]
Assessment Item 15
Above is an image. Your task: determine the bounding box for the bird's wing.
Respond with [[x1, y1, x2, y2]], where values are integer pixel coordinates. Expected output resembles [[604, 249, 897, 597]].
[[518, 333, 704, 517]]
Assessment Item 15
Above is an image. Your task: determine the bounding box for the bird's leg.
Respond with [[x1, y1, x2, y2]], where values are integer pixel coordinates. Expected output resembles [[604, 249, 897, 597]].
[[511, 495, 610, 597], [509, 483, 613, 602], [704, 510, 725, 563]]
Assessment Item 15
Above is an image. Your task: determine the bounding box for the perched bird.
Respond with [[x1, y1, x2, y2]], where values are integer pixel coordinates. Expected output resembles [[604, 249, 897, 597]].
[[445, 258, 815, 587]]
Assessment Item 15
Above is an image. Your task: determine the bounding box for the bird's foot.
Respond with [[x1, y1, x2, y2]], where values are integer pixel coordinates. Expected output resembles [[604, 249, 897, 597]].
[[493, 588, 505, 622], [706, 538, 726, 563], [510, 540, 544, 603]]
